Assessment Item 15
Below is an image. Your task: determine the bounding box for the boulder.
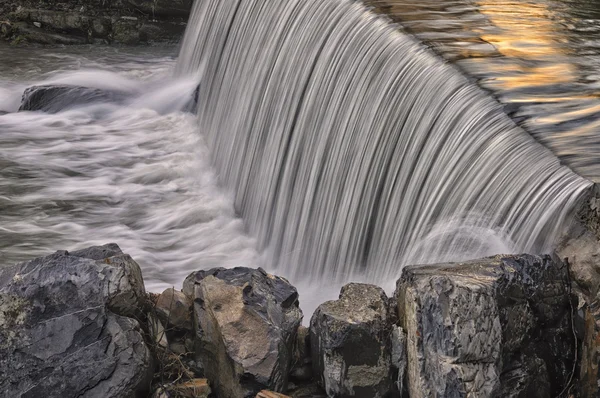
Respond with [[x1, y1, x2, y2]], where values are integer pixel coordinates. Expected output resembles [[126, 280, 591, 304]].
[[183, 267, 303, 398], [310, 283, 393, 397], [0, 243, 153, 397], [155, 287, 192, 331], [396, 254, 574, 398], [19, 84, 129, 113]]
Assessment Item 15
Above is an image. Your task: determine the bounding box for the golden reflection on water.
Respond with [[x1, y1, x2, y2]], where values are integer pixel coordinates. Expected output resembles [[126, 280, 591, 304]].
[[475, 1, 577, 90]]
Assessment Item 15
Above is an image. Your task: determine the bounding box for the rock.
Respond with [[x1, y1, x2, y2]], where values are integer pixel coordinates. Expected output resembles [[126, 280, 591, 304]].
[[290, 325, 312, 382], [156, 287, 192, 331], [396, 254, 574, 398], [286, 383, 327, 398], [183, 267, 303, 398], [257, 391, 291, 398], [19, 84, 129, 113], [0, 243, 153, 397], [310, 283, 393, 398]]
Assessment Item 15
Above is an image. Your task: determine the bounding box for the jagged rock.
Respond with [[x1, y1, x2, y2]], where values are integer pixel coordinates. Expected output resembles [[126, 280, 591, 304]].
[[310, 283, 393, 397], [0, 243, 152, 397], [19, 84, 130, 113], [396, 254, 574, 398], [156, 287, 192, 331], [554, 185, 600, 397], [183, 267, 303, 398]]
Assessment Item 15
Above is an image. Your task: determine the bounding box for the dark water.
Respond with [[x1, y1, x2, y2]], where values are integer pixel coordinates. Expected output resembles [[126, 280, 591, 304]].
[[368, 0, 600, 180]]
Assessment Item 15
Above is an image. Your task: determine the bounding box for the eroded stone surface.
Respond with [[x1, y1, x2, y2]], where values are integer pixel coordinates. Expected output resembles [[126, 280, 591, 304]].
[[183, 267, 302, 398], [396, 254, 574, 398], [0, 243, 152, 398], [310, 283, 393, 397]]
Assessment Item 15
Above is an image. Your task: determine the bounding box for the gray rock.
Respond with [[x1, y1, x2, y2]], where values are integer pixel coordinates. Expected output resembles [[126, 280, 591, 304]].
[[183, 267, 303, 398], [155, 287, 192, 331], [0, 243, 152, 398], [310, 283, 393, 398], [19, 84, 130, 113], [396, 254, 574, 398]]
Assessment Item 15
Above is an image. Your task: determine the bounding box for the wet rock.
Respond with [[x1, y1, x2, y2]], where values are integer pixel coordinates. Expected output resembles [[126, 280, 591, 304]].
[[310, 283, 393, 397], [396, 254, 574, 398], [156, 287, 192, 331], [0, 243, 152, 397], [19, 84, 129, 113], [183, 267, 303, 398]]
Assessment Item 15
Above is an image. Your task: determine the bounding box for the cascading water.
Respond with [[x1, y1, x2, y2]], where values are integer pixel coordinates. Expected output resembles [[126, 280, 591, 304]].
[[175, 0, 592, 288]]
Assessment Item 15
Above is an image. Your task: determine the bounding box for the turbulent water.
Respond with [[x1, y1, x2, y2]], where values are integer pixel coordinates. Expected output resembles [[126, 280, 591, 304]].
[[0, 45, 261, 291], [0, 0, 596, 313]]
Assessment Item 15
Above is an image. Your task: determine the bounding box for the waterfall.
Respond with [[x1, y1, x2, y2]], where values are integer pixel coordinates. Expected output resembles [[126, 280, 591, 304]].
[[175, 0, 592, 284]]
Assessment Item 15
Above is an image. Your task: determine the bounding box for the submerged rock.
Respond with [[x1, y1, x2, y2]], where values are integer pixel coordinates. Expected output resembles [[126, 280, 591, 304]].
[[0, 243, 152, 397], [19, 84, 129, 113], [310, 283, 394, 397], [396, 254, 574, 398], [183, 267, 303, 398]]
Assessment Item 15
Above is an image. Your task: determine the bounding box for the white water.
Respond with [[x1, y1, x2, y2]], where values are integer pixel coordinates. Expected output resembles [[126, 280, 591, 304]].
[[0, 49, 261, 292], [175, 0, 592, 295]]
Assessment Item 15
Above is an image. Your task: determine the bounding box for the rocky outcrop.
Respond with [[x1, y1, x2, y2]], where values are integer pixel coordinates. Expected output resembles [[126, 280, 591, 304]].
[[310, 283, 394, 397], [396, 254, 574, 398], [19, 85, 130, 113], [0, 0, 191, 45], [183, 267, 303, 398], [0, 243, 152, 397]]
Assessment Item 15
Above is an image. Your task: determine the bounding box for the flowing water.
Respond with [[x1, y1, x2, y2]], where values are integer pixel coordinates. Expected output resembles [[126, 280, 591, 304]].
[[0, 0, 597, 313]]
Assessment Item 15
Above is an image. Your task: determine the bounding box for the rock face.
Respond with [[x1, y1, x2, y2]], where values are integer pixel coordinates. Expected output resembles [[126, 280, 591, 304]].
[[0, 0, 191, 45], [183, 267, 303, 398], [310, 283, 393, 397], [396, 254, 574, 398], [0, 243, 152, 397], [555, 184, 600, 397], [19, 85, 130, 113]]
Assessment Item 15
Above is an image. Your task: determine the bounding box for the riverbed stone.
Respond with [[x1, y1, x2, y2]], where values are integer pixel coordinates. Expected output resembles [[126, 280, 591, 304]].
[[183, 267, 303, 398], [396, 254, 574, 398], [310, 283, 393, 397], [0, 243, 152, 397]]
